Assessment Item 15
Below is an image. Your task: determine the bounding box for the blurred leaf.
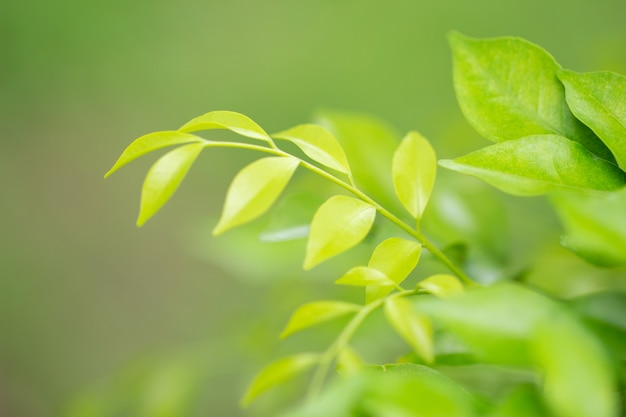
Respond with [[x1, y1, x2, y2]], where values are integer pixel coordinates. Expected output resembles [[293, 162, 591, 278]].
[[178, 110, 271, 141], [336, 346, 363, 376], [531, 314, 616, 417], [105, 131, 203, 178], [335, 266, 395, 287], [570, 291, 626, 333], [439, 135, 625, 196], [366, 238, 422, 303], [213, 156, 299, 236], [315, 110, 401, 211], [273, 124, 351, 174], [260, 192, 324, 242], [486, 385, 548, 417], [550, 187, 626, 267], [449, 32, 610, 159], [559, 70, 626, 169], [137, 143, 205, 226], [392, 131, 437, 221], [304, 195, 376, 270], [241, 353, 320, 407], [417, 274, 464, 298], [384, 296, 434, 363], [280, 301, 361, 339]]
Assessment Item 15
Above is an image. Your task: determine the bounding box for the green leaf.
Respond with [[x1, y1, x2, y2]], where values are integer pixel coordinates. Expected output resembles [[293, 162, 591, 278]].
[[366, 238, 422, 303], [392, 131, 437, 220], [487, 385, 549, 417], [335, 266, 395, 287], [178, 110, 271, 141], [550, 187, 626, 267], [558, 70, 626, 170], [417, 274, 464, 298], [241, 353, 320, 407], [280, 301, 361, 339], [213, 156, 299, 236], [137, 143, 205, 227], [336, 346, 363, 376], [105, 131, 204, 178], [384, 296, 434, 363], [439, 134, 626, 196], [273, 124, 351, 174], [449, 32, 610, 159], [303, 196, 376, 270]]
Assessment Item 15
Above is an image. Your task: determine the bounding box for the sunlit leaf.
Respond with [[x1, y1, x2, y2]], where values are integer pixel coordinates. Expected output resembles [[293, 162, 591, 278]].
[[213, 156, 299, 236], [178, 110, 271, 141], [439, 134, 626, 196], [366, 238, 422, 303], [550, 187, 626, 267], [241, 353, 320, 407], [335, 266, 395, 287], [449, 32, 610, 159], [392, 131, 437, 220], [303, 196, 376, 270], [417, 274, 464, 298], [559, 70, 626, 169], [280, 301, 361, 339], [336, 346, 363, 376], [137, 143, 205, 227], [105, 131, 204, 178], [384, 296, 434, 363], [273, 124, 351, 174]]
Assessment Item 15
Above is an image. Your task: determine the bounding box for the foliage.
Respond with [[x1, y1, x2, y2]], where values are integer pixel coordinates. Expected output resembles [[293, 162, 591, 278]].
[[104, 33, 626, 416]]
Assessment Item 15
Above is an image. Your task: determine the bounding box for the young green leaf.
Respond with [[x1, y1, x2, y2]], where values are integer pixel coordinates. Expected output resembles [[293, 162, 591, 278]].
[[178, 110, 271, 141], [137, 142, 205, 227], [439, 134, 626, 196], [213, 157, 299, 236], [392, 131, 437, 221], [303, 196, 376, 270], [241, 353, 320, 407], [366, 238, 422, 303], [417, 274, 464, 298], [280, 301, 361, 339], [105, 131, 204, 178], [558, 70, 626, 169], [335, 266, 395, 287], [449, 32, 610, 160], [550, 187, 626, 267], [384, 296, 434, 364], [273, 124, 351, 174]]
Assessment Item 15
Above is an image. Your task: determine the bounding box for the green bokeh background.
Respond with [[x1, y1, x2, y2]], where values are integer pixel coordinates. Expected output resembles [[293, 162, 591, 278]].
[[2, 0, 626, 415]]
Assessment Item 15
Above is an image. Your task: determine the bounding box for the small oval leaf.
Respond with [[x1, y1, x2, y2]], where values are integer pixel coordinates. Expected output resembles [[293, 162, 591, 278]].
[[105, 131, 204, 178], [213, 156, 299, 236], [439, 134, 626, 196], [303, 196, 376, 270], [417, 274, 464, 298], [392, 131, 437, 220], [273, 124, 351, 174], [241, 353, 320, 407], [335, 266, 395, 287], [178, 110, 271, 141], [280, 301, 361, 339], [384, 296, 434, 364], [137, 142, 205, 227]]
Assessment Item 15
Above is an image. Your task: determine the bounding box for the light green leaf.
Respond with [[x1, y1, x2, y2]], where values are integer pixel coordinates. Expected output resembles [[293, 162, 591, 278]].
[[137, 143, 205, 227], [439, 134, 626, 196], [392, 131, 437, 220], [105, 131, 204, 178], [366, 238, 422, 303], [303, 196, 376, 270], [213, 157, 299, 236], [559, 70, 626, 169], [384, 296, 434, 364], [449, 32, 610, 160], [336, 346, 363, 376], [550, 187, 626, 267], [417, 274, 464, 298], [273, 124, 351, 174], [178, 110, 271, 141], [241, 353, 320, 407], [280, 301, 361, 339], [335, 266, 395, 287]]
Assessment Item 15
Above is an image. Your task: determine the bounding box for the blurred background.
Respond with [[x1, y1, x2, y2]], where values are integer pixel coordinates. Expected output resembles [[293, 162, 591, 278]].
[[2, 0, 626, 415]]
